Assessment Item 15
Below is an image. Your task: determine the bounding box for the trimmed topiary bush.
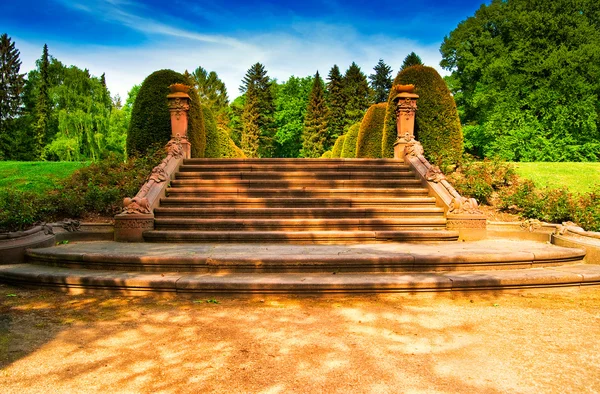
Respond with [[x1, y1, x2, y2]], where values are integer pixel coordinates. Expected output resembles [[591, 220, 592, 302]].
[[321, 150, 332, 158], [331, 135, 345, 158], [341, 122, 361, 158], [382, 66, 463, 165], [127, 69, 206, 158], [202, 105, 220, 158], [216, 126, 246, 158], [356, 103, 387, 158]]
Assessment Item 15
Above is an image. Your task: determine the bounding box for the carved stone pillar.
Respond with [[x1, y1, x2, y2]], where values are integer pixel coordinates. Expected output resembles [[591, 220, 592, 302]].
[[393, 85, 419, 160], [167, 84, 191, 159]]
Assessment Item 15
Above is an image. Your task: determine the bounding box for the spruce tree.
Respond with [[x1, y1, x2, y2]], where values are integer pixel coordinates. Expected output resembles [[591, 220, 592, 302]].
[[326, 65, 346, 149], [368, 59, 392, 103], [401, 52, 423, 70], [301, 71, 328, 158], [343, 62, 370, 128], [239, 63, 275, 157], [191, 66, 229, 126], [0, 33, 25, 157], [34, 44, 51, 159]]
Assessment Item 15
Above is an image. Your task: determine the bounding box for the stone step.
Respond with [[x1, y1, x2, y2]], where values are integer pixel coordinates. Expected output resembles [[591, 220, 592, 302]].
[[22, 241, 587, 273], [183, 158, 404, 165], [178, 164, 409, 173], [158, 197, 439, 208], [3, 263, 598, 294], [169, 179, 424, 188], [153, 207, 445, 219], [165, 187, 430, 198], [152, 217, 447, 231], [143, 230, 459, 243], [174, 170, 416, 180]]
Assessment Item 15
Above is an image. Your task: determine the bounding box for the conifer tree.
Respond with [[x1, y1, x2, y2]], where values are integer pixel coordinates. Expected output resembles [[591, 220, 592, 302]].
[[0, 33, 25, 156], [301, 71, 328, 158], [343, 62, 370, 128], [368, 59, 392, 103], [239, 63, 275, 157], [401, 52, 423, 70], [34, 44, 51, 159], [325, 64, 346, 149], [191, 66, 229, 126]]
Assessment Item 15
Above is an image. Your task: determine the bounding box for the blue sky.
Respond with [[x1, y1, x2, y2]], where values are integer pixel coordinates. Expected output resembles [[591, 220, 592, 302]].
[[2, 0, 486, 100]]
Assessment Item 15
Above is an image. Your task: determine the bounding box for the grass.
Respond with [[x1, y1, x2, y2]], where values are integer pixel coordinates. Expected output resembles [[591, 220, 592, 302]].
[[514, 162, 600, 194], [0, 161, 89, 193]]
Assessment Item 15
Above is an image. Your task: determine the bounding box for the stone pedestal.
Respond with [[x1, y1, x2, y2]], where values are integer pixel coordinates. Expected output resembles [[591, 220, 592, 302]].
[[393, 85, 419, 160], [167, 84, 191, 159], [114, 213, 154, 242], [446, 214, 487, 241]]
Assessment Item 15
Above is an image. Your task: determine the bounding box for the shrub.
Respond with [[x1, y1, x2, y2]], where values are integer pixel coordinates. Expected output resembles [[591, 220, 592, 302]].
[[216, 126, 246, 158], [203, 105, 221, 158], [574, 191, 600, 232], [127, 69, 206, 158], [331, 135, 345, 158], [0, 189, 43, 232], [321, 151, 332, 158], [356, 103, 386, 158], [340, 122, 361, 158], [383, 66, 463, 165]]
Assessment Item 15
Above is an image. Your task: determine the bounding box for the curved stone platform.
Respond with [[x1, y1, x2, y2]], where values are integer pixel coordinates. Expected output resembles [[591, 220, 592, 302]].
[[1, 239, 598, 295]]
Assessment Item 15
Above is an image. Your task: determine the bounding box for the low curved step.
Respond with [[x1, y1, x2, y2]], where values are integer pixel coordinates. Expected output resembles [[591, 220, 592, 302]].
[[24, 241, 586, 273], [2, 264, 598, 295], [143, 230, 459, 243]]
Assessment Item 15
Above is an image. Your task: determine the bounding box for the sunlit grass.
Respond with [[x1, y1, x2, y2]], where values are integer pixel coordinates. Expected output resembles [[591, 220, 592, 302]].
[[513, 162, 600, 194], [0, 161, 89, 193]]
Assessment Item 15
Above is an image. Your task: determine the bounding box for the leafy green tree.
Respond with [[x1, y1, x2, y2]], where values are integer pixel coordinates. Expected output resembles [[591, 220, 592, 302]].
[[368, 59, 392, 104], [343, 62, 370, 128], [273, 75, 313, 157], [301, 72, 328, 158], [0, 33, 25, 159], [228, 95, 245, 147], [401, 52, 423, 70], [239, 63, 275, 157], [440, 0, 600, 161], [326, 65, 346, 149], [190, 66, 229, 126]]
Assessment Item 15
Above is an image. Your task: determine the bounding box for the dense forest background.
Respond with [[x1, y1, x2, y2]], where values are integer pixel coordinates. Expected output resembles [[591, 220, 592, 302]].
[[1, 0, 599, 162]]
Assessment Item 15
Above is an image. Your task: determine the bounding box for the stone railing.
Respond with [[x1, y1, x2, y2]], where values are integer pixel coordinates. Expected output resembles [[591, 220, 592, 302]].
[[114, 84, 192, 242], [393, 84, 486, 240]]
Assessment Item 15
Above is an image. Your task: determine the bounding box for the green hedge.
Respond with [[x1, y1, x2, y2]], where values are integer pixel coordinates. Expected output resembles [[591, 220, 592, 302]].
[[127, 69, 206, 158], [356, 103, 387, 158], [341, 122, 361, 158], [216, 126, 246, 158], [331, 135, 345, 158], [383, 66, 463, 165], [321, 150, 332, 158]]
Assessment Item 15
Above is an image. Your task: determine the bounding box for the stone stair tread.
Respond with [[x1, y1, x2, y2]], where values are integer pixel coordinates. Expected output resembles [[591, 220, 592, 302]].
[[170, 179, 423, 187], [174, 171, 416, 180], [2, 263, 598, 294], [159, 197, 438, 206], [153, 207, 445, 218]]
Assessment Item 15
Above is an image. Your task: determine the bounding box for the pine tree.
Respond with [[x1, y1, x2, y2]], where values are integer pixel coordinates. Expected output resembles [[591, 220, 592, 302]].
[[191, 66, 229, 126], [325, 65, 346, 149], [343, 62, 370, 128], [239, 63, 275, 157], [0, 33, 25, 157], [301, 71, 328, 158], [401, 52, 423, 70], [368, 59, 392, 103], [34, 44, 51, 159]]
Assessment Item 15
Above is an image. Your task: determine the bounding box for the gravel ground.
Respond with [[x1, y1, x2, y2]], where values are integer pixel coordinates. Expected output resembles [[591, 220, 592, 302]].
[[1, 284, 599, 394]]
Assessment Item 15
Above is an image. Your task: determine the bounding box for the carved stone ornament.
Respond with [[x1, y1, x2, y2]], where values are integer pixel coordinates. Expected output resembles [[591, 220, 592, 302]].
[[520, 219, 543, 233], [169, 97, 190, 121], [123, 196, 151, 214], [114, 218, 154, 229], [448, 196, 482, 215], [403, 140, 424, 157], [147, 165, 169, 183], [60, 219, 81, 232], [555, 221, 584, 235], [425, 165, 446, 183], [395, 97, 418, 121], [166, 137, 184, 159], [446, 218, 487, 229]]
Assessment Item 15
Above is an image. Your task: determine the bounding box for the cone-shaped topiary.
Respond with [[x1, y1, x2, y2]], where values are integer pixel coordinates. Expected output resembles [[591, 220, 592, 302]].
[[382, 66, 463, 165], [321, 150, 332, 158], [331, 135, 345, 158], [216, 125, 246, 158], [127, 69, 206, 158], [202, 104, 220, 158], [356, 103, 387, 158], [340, 122, 361, 158]]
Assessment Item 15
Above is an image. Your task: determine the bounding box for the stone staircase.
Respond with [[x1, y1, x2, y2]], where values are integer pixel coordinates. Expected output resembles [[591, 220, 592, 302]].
[[143, 158, 459, 243]]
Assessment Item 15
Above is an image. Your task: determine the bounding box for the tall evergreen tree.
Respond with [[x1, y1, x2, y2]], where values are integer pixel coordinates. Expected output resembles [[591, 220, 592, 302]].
[[34, 44, 51, 159], [325, 65, 346, 149], [239, 63, 275, 157], [0, 33, 25, 157], [401, 52, 423, 70], [301, 71, 328, 158], [368, 59, 392, 103], [343, 62, 370, 128], [191, 66, 229, 126]]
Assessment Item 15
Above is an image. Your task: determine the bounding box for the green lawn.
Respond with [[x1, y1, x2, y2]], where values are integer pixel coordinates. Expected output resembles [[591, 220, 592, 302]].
[[514, 162, 600, 194], [0, 161, 89, 193]]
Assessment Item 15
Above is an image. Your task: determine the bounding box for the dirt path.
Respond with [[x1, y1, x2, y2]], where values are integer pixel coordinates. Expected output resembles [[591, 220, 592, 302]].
[[1, 284, 599, 393]]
